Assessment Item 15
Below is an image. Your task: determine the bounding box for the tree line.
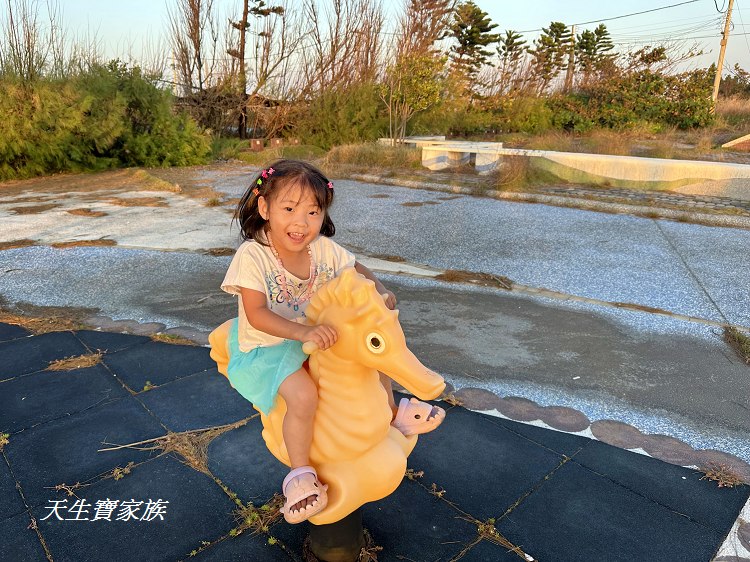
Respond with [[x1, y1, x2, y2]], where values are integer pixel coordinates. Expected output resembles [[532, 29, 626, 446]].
[[0, 0, 729, 178]]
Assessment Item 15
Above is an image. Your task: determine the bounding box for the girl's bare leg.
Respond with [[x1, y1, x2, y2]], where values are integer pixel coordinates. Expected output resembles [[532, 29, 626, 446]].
[[379, 372, 398, 419], [278, 368, 319, 512]]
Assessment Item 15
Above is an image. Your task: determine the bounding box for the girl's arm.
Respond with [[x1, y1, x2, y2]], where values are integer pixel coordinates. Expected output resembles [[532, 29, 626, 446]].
[[354, 261, 397, 310], [240, 287, 337, 350]]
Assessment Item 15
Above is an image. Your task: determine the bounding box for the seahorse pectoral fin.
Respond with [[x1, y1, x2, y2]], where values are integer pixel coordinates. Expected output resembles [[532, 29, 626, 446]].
[[385, 349, 446, 401], [309, 436, 413, 525], [208, 319, 233, 378]]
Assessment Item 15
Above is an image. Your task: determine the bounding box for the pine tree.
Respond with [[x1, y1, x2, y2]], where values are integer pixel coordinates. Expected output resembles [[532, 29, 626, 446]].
[[529, 21, 571, 93], [575, 24, 616, 86], [449, 0, 500, 84], [496, 30, 528, 93]]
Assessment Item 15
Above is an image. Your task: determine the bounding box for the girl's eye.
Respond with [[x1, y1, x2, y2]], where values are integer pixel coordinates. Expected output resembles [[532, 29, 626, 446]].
[[284, 207, 293, 212], [309, 210, 320, 216]]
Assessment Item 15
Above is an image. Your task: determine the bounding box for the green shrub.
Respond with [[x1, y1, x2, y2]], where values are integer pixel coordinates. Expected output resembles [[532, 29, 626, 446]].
[[547, 95, 595, 133], [292, 82, 387, 149], [580, 69, 714, 130], [503, 96, 554, 134], [211, 137, 247, 160], [0, 61, 210, 180]]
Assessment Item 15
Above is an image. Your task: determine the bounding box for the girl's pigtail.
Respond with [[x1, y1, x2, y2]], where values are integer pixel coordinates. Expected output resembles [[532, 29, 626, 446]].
[[235, 167, 276, 242]]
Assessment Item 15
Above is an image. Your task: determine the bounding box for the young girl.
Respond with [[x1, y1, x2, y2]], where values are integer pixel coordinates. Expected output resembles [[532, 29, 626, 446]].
[[220, 159, 444, 524]]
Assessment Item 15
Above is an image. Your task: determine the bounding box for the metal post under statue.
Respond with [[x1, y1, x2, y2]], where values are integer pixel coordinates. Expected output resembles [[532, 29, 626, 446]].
[[307, 509, 365, 562]]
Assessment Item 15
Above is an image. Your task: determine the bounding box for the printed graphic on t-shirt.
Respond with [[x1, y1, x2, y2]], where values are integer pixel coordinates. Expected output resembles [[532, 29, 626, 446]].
[[264, 263, 337, 312]]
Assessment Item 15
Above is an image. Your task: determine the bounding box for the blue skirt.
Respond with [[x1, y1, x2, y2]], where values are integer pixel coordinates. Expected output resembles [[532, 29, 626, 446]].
[[226, 318, 308, 415]]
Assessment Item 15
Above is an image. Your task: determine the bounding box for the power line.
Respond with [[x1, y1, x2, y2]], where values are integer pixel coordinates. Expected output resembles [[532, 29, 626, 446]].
[[735, 0, 750, 62], [608, 13, 722, 32], [517, 0, 702, 33]]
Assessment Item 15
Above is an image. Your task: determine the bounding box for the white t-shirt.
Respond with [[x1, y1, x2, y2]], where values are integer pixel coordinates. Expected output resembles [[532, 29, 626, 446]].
[[221, 235, 356, 352]]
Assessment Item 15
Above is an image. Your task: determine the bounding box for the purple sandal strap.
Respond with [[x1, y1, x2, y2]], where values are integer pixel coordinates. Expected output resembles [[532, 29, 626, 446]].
[[283, 465, 317, 492]]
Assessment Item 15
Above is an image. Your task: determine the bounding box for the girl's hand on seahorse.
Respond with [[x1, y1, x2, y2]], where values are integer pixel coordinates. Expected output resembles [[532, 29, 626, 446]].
[[299, 324, 337, 352], [381, 290, 397, 310]]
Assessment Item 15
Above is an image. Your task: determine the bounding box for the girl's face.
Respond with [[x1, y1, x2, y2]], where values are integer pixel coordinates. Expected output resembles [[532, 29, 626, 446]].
[[258, 181, 325, 257]]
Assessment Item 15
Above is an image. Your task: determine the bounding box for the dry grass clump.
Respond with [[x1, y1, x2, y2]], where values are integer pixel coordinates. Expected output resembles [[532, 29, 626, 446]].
[[9, 203, 60, 214], [579, 129, 634, 156], [97, 419, 252, 476], [0, 310, 85, 334], [523, 130, 572, 152], [150, 333, 198, 346], [230, 495, 284, 537], [0, 239, 37, 251], [724, 326, 750, 364], [323, 143, 422, 175], [105, 196, 168, 207], [234, 144, 327, 166], [51, 239, 117, 248], [435, 269, 513, 290], [46, 352, 103, 371], [127, 169, 182, 192], [715, 96, 750, 127], [699, 461, 745, 488], [67, 208, 108, 217], [204, 247, 235, 256], [441, 392, 464, 407], [492, 155, 530, 191]]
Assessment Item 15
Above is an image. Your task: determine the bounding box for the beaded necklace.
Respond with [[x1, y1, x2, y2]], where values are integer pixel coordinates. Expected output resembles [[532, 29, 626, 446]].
[[266, 232, 317, 311]]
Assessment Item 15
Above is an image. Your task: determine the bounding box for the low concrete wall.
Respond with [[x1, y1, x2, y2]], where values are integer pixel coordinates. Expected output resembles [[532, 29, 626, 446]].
[[382, 138, 750, 200], [498, 148, 750, 199]]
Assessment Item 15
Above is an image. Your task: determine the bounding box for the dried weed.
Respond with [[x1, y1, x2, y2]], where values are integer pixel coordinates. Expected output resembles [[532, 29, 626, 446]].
[[9, 203, 60, 214], [435, 269, 513, 290], [699, 462, 744, 488], [106, 196, 168, 207], [0, 239, 37, 251], [150, 333, 198, 346], [46, 352, 103, 371], [97, 419, 253, 476], [51, 239, 117, 248], [204, 247, 235, 256], [67, 208, 108, 217], [0, 310, 87, 334], [724, 326, 750, 364]]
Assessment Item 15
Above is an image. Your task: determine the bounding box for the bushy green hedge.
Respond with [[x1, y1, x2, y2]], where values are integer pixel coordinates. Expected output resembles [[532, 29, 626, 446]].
[[548, 69, 714, 132], [413, 68, 714, 138], [0, 61, 210, 180], [292, 82, 387, 149]]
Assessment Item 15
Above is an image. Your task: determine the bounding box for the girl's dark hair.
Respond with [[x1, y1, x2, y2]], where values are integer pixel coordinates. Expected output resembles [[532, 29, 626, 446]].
[[234, 159, 336, 244]]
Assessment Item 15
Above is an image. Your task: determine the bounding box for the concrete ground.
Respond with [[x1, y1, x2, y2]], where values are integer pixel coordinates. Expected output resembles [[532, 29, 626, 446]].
[[1, 325, 749, 562], [1, 162, 750, 560]]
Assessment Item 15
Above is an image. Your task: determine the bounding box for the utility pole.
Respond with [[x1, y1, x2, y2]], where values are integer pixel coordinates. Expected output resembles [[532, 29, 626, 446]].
[[564, 24, 575, 92], [711, 0, 734, 110]]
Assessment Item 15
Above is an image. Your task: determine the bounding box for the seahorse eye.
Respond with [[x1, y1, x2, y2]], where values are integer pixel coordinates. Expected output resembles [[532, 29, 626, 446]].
[[366, 332, 385, 354]]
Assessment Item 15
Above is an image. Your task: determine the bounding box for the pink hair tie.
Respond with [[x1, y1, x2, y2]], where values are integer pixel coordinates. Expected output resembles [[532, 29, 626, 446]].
[[327, 181, 333, 189]]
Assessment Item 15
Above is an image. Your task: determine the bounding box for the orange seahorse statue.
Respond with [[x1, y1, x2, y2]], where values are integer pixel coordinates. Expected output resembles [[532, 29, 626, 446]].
[[209, 267, 445, 524]]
